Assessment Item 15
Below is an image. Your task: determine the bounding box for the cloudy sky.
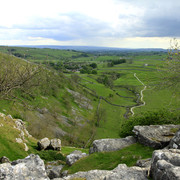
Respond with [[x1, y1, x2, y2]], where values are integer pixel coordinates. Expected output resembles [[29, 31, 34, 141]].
[[0, 0, 179, 48]]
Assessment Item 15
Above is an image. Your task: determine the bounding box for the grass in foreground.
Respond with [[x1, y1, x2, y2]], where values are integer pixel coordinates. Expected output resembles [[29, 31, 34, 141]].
[[64, 143, 154, 174]]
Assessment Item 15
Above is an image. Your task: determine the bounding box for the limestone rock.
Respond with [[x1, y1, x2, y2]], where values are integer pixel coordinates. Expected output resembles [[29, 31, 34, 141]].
[[24, 143, 29, 151], [50, 139, 61, 151], [46, 165, 64, 179], [66, 150, 87, 166], [61, 164, 148, 180], [66, 88, 93, 110], [136, 158, 151, 168], [133, 124, 180, 148], [38, 137, 51, 150], [61, 169, 113, 180], [104, 164, 148, 180], [89, 136, 136, 154], [0, 156, 10, 164], [16, 138, 23, 143], [169, 129, 180, 149], [0, 154, 49, 180], [150, 149, 180, 180]]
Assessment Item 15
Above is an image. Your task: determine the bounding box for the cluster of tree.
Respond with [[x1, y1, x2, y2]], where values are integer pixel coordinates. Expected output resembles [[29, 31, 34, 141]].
[[103, 72, 122, 80], [72, 52, 89, 58], [80, 63, 97, 74], [97, 75, 113, 88], [107, 59, 126, 67]]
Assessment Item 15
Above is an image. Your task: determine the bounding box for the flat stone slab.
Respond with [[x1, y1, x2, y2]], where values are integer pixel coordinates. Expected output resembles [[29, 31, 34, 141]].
[[60, 164, 148, 180], [89, 136, 136, 154], [133, 125, 180, 149]]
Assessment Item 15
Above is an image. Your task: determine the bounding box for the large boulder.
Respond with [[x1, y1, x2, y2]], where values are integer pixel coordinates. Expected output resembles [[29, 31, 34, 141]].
[[168, 129, 180, 149], [0, 154, 49, 180], [38, 137, 51, 150], [37, 138, 61, 151], [133, 125, 180, 149], [89, 136, 136, 154], [66, 150, 87, 166], [150, 149, 180, 180], [60, 164, 148, 180], [50, 139, 61, 151]]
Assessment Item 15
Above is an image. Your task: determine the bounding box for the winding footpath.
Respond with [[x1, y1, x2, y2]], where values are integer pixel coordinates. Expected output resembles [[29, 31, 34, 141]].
[[130, 73, 147, 116]]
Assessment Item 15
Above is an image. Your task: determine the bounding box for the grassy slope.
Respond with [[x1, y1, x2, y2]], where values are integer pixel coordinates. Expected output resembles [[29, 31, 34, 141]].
[[65, 143, 154, 174], [0, 52, 96, 147], [0, 112, 89, 162]]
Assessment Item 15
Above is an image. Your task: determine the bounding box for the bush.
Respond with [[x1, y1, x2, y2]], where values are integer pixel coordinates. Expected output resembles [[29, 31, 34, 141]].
[[119, 109, 180, 137], [37, 150, 66, 162]]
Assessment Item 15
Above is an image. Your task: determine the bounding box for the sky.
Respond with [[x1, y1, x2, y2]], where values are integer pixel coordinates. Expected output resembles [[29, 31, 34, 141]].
[[0, 0, 180, 48]]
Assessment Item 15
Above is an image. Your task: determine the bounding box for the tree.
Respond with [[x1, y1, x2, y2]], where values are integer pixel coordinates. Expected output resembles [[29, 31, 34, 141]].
[[161, 39, 180, 89], [0, 55, 43, 104], [89, 63, 97, 69]]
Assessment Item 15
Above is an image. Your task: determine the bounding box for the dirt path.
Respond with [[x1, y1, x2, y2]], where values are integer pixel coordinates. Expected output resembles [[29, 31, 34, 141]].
[[130, 73, 147, 116]]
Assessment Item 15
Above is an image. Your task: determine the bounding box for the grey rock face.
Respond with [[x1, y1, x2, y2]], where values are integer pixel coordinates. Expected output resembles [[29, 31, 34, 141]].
[[50, 139, 61, 151], [66, 88, 93, 110], [66, 150, 87, 166], [151, 149, 180, 180], [0, 154, 49, 180], [61, 164, 148, 180], [89, 136, 136, 154], [133, 125, 180, 149], [169, 129, 180, 149], [38, 137, 51, 150]]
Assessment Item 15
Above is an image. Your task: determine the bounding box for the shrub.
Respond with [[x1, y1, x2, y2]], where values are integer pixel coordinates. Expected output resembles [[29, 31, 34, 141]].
[[36, 150, 65, 162], [119, 109, 180, 137]]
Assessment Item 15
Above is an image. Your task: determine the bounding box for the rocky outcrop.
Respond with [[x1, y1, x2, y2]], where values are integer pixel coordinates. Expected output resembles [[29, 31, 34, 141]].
[[150, 149, 180, 180], [89, 136, 136, 154], [0, 112, 32, 152], [133, 124, 180, 149], [66, 88, 93, 110], [60, 164, 148, 180], [168, 129, 180, 149], [0, 154, 49, 180], [66, 150, 87, 166], [38, 138, 61, 151]]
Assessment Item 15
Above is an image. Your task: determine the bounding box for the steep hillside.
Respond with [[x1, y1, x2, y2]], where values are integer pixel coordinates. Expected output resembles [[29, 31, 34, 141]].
[[0, 52, 97, 146]]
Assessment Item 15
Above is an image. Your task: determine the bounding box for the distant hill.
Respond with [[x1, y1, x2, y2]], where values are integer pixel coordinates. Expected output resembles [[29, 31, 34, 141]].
[[15, 45, 167, 53]]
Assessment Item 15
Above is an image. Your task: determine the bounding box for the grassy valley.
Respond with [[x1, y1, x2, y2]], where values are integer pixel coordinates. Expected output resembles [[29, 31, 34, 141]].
[[0, 46, 179, 175]]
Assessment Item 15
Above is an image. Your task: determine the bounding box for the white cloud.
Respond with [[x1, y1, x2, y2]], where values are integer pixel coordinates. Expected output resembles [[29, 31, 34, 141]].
[[0, 0, 180, 48]]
